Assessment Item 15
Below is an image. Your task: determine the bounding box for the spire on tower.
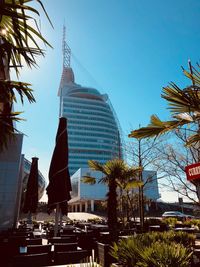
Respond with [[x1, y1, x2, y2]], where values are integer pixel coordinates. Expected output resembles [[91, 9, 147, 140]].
[[58, 25, 75, 96], [62, 25, 71, 68]]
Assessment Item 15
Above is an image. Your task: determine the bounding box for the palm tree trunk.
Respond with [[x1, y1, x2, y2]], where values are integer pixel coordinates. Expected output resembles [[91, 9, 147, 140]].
[[107, 179, 118, 242], [119, 187, 125, 227]]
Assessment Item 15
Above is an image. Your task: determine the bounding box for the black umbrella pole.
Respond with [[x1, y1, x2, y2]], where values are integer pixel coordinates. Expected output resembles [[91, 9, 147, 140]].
[[59, 211, 63, 229], [54, 203, 60, 237], [27, 211, 32, 225]]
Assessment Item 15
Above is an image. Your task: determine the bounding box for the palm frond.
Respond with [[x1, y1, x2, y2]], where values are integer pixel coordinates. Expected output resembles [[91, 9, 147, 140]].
[[81, 176, 96, 185], [88, 160, 105, 173], [183, 65, 200, 86], [185, 133, 200, 147], [0, 0, 53, 74], [0, 0, 52, 151], [129, 63, 200, 146], [123, 179, 143, 190], [173, 113, 194, 122], [162, 83, 200, 114], [0, 110, 23, 151], [124, 167, 143, 179], [129, 115, 191, 139], [0, 80, 35, 104]]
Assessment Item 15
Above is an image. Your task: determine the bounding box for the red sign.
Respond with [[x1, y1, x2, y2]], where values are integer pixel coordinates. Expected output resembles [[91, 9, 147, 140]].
[[185, 162, 200, 181]]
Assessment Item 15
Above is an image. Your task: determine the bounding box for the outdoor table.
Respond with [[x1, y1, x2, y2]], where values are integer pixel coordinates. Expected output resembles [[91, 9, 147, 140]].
[[100, 231, 109, 235], [33, 229, 42, 238], [80, 229, 93, 234], [99, 231, 110, 243], [149, 225, 161, 231], [90, 224, 109, 231], [174, 227, 196, 233]]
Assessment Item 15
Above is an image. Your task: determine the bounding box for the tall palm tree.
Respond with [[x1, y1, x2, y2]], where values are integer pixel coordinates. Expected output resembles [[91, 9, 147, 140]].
[[0, 0, 52, 151], [129, 64, 200, 147], [82, 159, 142, 242]]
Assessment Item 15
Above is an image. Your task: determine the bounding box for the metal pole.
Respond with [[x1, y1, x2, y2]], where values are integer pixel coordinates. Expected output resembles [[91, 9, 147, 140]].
[[54, 203, 60, 237], [138, 139, 144, 232]]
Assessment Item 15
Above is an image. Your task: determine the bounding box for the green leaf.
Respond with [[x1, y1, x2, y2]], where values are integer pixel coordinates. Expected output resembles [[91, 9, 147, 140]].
[[81, 176, 96, 185]]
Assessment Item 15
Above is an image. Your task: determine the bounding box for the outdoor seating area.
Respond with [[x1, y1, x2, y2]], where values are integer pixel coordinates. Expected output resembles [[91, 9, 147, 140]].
[[1, 217, 200, 267], [0, 221, 110, 266]]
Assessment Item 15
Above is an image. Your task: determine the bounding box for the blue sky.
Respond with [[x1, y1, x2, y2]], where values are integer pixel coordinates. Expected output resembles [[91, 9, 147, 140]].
[[15, 0, 200, 202]]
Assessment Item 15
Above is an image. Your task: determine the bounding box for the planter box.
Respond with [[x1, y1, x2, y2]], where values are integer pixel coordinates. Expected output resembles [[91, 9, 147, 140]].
[[97, 242, 115, 267], [195, 232, 200, 240]]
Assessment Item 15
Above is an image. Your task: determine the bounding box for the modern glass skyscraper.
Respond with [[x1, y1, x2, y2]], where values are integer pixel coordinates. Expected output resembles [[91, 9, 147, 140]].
[[58, 27, 122, 176]]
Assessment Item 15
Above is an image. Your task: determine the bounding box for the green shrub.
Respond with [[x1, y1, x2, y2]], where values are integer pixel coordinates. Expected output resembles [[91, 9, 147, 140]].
[[145, 218, 162, 225], [172, 231, 195, 247], [110, 237, 143, 267], [137, 230, 194, 248], [110, 231, 194, 267], [163, 217, 177, 227], [183, 219, 200, 229], [137, 241, 193, 267], [87, 218, 103, 224], [137, 231, 161, 247]]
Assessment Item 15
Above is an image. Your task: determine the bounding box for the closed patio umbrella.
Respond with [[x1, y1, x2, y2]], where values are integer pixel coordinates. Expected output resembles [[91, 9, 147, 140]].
[[46, 117, 71, 235], [23, 157, 39, 221]]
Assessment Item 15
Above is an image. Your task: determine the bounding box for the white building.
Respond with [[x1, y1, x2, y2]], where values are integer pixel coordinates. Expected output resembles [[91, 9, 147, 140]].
[[142, 170, 160, 200], [69, 168, 107, 212], [69, 168, 159, 212]]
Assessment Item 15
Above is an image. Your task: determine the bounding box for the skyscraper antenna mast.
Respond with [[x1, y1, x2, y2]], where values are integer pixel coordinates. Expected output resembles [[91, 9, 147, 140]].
[[62, 25, 71, 68]]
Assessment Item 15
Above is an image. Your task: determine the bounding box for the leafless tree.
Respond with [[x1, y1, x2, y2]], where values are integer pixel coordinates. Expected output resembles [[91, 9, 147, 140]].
[[153, 130, 199, 204], [125, 136, 163, 230]]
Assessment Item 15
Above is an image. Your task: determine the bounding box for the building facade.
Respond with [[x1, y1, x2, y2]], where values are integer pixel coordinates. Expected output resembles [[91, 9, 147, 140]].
[[69, 168, 160, 212], [0, 134, 23, 231], [58, 69, 122, 176], [142, 170, 160, 201], [69, 168, 107, 212], [0, 135, 46, 231]]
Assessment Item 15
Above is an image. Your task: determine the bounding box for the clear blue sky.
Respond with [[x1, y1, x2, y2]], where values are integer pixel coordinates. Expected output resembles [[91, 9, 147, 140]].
[[15, 0, 200, 202]]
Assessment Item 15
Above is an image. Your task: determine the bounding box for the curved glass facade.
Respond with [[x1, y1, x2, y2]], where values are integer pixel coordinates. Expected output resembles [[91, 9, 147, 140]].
[[59, 68, 122, 176]]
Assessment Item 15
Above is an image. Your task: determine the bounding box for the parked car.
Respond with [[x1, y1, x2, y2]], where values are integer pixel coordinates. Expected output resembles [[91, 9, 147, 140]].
[[162, 211, 194, 221]]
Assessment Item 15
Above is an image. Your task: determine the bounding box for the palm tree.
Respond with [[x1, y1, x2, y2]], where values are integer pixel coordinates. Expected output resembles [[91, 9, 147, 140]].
[[129, 63, 200, 147], [82, 158, 142, 242], [129, 63, 200, 202], [0, 0, 52, 151]]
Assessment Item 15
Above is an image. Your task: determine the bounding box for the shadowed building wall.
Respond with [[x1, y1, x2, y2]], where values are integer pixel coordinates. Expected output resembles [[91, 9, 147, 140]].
[[0, 134, 23, 230]]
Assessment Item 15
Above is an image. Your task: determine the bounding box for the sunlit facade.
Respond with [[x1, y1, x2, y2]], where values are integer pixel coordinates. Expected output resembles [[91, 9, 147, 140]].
[[69, 168, 159, 212], [58, 68, 122, 176]]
